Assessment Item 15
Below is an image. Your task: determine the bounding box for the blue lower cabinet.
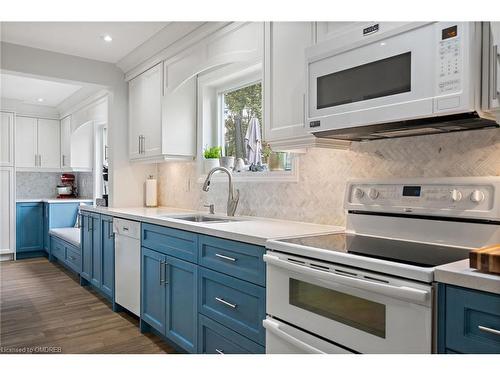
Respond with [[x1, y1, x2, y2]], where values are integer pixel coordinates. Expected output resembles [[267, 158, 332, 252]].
[[80, 212, 114, 301], [50, 236, 66, 260], [49, 235, 81, 274], [100, 215, 115, 299], [198, 314, 265, 354], [45, 202, 80, 252], [439, 284, 500, 354], [141, 247, 198, 353], [198, 267, 266, 346], [16, 202, 44, 256]]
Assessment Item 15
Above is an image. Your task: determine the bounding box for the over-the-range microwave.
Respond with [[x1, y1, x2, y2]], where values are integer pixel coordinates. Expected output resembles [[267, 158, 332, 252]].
[[306, 22, 500, 141]]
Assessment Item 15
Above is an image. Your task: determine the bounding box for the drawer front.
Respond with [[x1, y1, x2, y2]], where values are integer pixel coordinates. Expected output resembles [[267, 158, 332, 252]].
[[198, 314, 265, 354], [113, 217, 140, 239], [142, 223, 197, 263], [198, 235, 265, 286], [198, 267, 265, 345], [65, 245, 81, 274], [445, 285, 500, 354], [50, 236, 66, 260]]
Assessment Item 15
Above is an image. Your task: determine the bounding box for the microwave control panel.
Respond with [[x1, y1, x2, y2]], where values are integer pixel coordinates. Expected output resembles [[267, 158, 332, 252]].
[[438, 25, 461, 94]]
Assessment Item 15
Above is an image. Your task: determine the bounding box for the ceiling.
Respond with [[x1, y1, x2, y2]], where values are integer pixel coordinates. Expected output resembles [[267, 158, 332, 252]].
[[0, 22, 168, 63], [0, 73, 83, 106]]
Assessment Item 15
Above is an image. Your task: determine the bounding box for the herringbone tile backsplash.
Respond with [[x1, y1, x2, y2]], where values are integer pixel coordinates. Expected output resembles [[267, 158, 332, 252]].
[[158, 129, 500, 226]]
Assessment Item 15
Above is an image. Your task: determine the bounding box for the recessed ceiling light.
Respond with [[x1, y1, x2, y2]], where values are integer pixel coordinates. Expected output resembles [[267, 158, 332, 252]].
[[101, 34, 113, 43], [37, 98, 44, 102]]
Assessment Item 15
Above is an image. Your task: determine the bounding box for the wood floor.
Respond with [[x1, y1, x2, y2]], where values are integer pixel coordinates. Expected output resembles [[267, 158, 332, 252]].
[[0, 257, 176, 354]]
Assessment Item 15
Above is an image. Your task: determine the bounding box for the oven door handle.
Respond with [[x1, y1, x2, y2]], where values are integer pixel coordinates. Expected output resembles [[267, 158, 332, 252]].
[[263, 254, 429, 304], [263, 318, 325, 354]]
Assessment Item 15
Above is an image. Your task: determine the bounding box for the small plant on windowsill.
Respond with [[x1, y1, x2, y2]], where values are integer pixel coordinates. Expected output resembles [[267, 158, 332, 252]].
[[219, 146, 235, 170], [203, 146, 222, 174], [261, 141, 272, 166]]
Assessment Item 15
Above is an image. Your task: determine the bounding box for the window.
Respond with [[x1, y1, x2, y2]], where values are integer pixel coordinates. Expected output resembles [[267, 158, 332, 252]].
[[220, 82, 292, 173]]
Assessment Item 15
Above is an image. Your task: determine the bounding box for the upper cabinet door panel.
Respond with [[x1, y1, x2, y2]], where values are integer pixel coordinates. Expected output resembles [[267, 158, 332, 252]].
[[128, 62, 163, 160], [60, 116, 71, 168], [37, 119, 61, 169], [15, 116, 37, 168], [0, 112, 14, 166], [70, 121, 93, 170], [264, 22, 315, 142]]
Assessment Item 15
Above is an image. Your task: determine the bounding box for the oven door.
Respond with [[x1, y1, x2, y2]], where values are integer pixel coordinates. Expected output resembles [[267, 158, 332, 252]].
[[307, 22, 473, 132], [264, 252, 433, 353]]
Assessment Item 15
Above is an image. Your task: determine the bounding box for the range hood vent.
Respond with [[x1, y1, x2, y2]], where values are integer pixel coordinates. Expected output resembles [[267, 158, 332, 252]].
[[312, 112, 499, 142]]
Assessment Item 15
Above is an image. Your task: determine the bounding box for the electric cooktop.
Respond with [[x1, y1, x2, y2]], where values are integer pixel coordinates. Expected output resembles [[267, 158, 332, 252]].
[[279, 233, 471, 268]]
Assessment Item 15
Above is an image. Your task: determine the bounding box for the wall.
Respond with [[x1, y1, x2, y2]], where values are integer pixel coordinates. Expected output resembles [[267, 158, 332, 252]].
[[158, 128, 500, 226], [1, 42, 156, 207], [16, 172, 93, 199]]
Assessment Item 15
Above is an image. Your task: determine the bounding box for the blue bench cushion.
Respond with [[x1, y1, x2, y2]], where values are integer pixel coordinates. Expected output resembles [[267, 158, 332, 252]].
[[49, 227, 81, 247]]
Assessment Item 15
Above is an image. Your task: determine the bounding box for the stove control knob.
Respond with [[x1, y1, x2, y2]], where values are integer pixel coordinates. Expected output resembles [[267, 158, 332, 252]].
[[368, 188, 379, 200], [470, 190, 485, 203], [354, 188, 364, 199], [450, 189, 462, 202]]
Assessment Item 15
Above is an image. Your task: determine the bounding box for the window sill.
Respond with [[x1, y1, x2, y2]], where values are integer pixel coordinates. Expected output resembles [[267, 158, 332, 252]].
[[196, 166, 299, 184]]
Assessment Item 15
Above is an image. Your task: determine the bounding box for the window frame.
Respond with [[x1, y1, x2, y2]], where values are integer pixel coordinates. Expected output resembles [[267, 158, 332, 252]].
[[196, 61, 299, 183]]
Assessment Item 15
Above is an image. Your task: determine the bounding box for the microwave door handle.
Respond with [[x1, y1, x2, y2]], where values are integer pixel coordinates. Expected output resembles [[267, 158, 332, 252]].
[[263, 319, 325, 354], [263, 254, 429, 304]]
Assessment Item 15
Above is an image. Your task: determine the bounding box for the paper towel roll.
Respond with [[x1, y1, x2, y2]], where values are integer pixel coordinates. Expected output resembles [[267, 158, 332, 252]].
[[145, 177, 158, 207]]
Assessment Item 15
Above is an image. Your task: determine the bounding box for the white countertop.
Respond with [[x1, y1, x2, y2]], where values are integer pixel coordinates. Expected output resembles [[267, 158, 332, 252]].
[[17, 198, 94, 203], [435, 259, 500, 295], [80, 206, 343, 246]]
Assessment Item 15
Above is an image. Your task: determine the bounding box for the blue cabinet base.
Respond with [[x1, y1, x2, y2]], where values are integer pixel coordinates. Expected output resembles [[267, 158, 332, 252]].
[[139, 319, 189, 353], [16, 250, 48, 260]]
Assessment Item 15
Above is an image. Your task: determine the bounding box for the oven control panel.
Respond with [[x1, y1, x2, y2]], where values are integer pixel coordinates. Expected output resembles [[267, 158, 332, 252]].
[[346, 178, 500, 220]]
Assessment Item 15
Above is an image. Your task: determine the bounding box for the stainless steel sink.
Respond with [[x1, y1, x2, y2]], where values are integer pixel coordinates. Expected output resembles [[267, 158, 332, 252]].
[[163, 215, 242, 223]]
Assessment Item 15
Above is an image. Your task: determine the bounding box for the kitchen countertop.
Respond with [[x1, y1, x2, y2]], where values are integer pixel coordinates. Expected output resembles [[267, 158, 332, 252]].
[[80, 206, 343, 247], [435, 259, 500, 295], [16, 198, 94, 203]]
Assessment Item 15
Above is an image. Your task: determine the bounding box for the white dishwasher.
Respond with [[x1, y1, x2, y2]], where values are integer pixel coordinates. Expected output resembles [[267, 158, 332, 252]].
[[113, 218, 141, 316]]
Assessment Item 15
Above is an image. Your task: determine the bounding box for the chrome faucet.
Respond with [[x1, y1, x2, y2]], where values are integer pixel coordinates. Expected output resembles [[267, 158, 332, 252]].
[[202, 167, 240, 216]]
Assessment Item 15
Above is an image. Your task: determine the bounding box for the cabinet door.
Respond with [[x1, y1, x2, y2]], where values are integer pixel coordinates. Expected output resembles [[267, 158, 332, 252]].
[[0, 168, 14, 255], [165, 255, 198, 353], [60, 116, 71, 168], [90, 215, 101, 288], [15, 116, 37, 168], [37, 119, 61, 169], [264, 22, 315, 143], [100, 215, 115, 298], [16, 202, 43, 252], [80, 214, 92, 281], [0, 112, 14, 166], [71, 121, 94, 171], [129, 62, 163, 160], [141, 247, 166, 334]]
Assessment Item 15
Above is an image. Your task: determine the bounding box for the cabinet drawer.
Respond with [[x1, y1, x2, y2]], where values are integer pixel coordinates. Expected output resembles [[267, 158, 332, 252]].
[[142, 223, 197, 263], [198, 267, 265, 345], [50, 236, 65, 260], [445, 285, 500, 354], [198, 235, 265, 286], [198, 314, 264, 354], [65, 245, 81, 274]]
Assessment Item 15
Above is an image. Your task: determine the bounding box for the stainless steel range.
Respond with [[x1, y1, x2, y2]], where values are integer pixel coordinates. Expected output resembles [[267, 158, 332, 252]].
[[264, 177, 500, 354]]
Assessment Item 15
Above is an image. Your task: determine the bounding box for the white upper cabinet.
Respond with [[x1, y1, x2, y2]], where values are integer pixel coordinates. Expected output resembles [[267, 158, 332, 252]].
[[15, 116, 60, 170], [263, 22, 350, 151], [0, 112, 14, 166], [15, 116, 37, 168], [129, 59, 196, 162], [129, 62, 163, 161], [37, 118, 60, 169], [61, 115, 94, 171]]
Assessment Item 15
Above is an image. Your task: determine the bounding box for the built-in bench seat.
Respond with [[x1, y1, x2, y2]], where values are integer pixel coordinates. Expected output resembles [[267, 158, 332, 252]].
[[49, 227, 81, 247], [49, 227, 81, 274]]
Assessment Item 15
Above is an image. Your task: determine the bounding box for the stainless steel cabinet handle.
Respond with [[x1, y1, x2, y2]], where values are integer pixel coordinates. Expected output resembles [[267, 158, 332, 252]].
[[159, 260, 165, 285], [138, 136, 142, 154], [164, 262, 169, 284], [62, 154, 66, 166], [215, 349, 224, 354], [215, 297, 237, 309], [108, 221, 114, 239], [478, 325, 500, 336], [215, 253, 236, 262]]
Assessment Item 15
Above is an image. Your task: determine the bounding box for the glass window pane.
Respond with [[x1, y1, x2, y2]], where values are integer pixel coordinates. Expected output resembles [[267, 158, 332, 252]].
[[289, 278, 386, 338], [317, 52, 411, 109]]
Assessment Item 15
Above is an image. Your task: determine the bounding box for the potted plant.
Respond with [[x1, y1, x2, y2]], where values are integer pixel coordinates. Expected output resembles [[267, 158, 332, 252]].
[[219, 146, 235, 170], [203, 146, 222, 174], [261, 141, 272, 166]]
